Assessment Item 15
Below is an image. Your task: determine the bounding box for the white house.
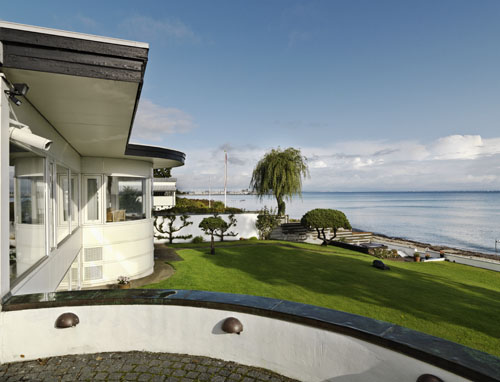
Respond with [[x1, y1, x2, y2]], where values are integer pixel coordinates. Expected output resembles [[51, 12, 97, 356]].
[[0, 21, 185, 294], [153, 177, 176, 210]]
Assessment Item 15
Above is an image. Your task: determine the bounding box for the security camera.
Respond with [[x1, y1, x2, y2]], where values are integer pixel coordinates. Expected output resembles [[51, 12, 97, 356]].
[[9, 120, 52, 151], [4, 83, 29, 106]]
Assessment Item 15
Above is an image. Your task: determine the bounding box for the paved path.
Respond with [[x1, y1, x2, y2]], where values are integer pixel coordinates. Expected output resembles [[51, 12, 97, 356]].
[[0, 351, 299, 382]]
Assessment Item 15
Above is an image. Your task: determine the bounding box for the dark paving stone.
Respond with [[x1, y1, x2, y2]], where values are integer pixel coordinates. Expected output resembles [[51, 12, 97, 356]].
[[0, 351, 298, 381]]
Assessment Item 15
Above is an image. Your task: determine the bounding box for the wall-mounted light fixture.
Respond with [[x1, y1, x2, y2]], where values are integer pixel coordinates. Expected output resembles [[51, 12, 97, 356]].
[[4, 83, 29, 106], [221, 317, 243, 335], [416, 374, 444, 382], [55, 312, 80, 329]]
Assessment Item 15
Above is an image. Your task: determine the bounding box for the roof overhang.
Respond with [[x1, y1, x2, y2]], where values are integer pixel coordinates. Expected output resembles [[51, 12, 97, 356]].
[[0, 21, 185, 168]]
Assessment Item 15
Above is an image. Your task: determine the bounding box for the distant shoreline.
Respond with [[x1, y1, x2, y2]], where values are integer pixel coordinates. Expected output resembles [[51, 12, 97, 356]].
[[369, 231, 500, 260]]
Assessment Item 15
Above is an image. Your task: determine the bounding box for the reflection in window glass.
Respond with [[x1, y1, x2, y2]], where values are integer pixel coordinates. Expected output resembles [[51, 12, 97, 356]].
[[106, 177, 146, 222], [71, 175, 79, 230], [86, 178, 99, 221], [12, 156, 46, 283], [17, 177, 45, 224], [57, 165, 70, 243]]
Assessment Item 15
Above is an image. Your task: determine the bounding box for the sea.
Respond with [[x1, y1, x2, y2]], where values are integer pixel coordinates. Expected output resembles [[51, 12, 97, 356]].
[[184, 191, 500, 255]]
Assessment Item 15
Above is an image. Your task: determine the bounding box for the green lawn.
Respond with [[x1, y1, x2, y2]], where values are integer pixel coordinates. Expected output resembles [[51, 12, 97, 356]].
[[144, 241, 500, 357]]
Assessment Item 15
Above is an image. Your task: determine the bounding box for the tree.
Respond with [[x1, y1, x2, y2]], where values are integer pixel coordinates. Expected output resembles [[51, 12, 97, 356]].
[[250, 147, 308, 216], [255, 206, 280, 240], [199, 216, 226, 254], [213, 214, 238, 242], [154, 214, 193, 244], [301, 209, 352, 246], [153, 168, 171, 178]]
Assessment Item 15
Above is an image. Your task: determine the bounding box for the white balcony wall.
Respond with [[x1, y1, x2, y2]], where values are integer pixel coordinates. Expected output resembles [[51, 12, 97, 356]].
[[81, 219, 154, 286], [11, 228, 82, 295], [154, 213, 259, 243], [0, 304, 470, 382]]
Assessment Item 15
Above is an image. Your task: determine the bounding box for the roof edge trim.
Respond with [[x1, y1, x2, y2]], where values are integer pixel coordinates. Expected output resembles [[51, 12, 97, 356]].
[[0, 21, 149, 48], [125, 143, 186, 165]]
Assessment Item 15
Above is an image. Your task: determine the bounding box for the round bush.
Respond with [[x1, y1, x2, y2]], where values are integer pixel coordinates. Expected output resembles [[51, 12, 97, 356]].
[[191, 236, 204, 244]]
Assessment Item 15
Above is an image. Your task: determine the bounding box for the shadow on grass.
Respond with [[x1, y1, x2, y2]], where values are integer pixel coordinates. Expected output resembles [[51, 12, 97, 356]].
[[197, 244, 500, 342]]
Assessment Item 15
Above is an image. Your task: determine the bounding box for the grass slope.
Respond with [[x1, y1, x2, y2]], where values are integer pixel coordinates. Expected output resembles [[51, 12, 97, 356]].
[[144, 241, 500, 357]]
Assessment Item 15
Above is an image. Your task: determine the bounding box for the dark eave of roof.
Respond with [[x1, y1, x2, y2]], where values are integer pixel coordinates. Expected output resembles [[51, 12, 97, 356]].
[[0, 27, 148, 82], [0, 24, 157, 161], [125, 143, 186, 165]]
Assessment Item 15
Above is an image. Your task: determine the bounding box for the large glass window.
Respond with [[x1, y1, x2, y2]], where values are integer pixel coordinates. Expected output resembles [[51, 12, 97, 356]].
[[106, 176, 146, 222], [12, 156, 46, 283], [16, 176, 45, 224], [84, 176, 101, 223], [57, 165, 70, 243], [71, 175, 79, 231]]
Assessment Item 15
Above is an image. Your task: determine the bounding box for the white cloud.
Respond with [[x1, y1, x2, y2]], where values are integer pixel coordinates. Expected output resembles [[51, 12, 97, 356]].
[[120, 16, 199, 43], [170, 135, 500, 192], [131, 99, 196, 141], [310, 160, 327, 169], [429, 135, 483, 160]]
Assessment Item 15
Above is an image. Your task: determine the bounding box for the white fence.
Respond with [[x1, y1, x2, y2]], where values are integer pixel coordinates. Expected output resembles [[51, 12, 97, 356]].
[[154, 213, 259, 244]]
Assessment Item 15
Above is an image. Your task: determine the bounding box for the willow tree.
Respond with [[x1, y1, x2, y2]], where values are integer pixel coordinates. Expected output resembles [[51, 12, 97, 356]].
[[250, 147, 308, 216]]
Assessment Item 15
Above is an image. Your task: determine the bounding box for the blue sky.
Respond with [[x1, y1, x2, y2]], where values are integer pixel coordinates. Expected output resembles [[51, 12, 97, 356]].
[[2, 1, 500, 191]]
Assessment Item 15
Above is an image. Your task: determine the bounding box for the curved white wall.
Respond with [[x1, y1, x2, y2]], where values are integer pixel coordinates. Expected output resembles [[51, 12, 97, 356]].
[[81, 219, 154, 286], [0, 304, 470, 382], [154, 213, 259, 244]]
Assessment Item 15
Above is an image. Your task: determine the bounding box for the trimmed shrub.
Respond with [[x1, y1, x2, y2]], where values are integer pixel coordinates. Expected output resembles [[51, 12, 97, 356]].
[[301, 209, 352, 246], [192, 236, 204, 244]]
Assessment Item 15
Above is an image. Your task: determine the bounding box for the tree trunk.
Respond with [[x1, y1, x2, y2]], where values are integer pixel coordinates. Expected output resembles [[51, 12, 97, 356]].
[[320, 228, 328, 246], [210, 234, 215, 255], [276, 195, 286, 216]]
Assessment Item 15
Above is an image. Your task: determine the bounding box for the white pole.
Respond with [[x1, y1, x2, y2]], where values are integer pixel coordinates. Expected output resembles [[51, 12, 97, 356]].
[[208, 176, 211, 208], [224, 151, 227, 208]]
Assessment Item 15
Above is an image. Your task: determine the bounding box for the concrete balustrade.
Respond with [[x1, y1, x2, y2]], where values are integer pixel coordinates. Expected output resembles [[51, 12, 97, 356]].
[[1, 290, 498, 382]]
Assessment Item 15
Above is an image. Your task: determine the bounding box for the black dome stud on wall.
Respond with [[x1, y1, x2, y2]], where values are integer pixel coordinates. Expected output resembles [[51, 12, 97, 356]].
[[55, 313, 80, 328], [417, 374, 444, 382], [221, 317, 243, 334]]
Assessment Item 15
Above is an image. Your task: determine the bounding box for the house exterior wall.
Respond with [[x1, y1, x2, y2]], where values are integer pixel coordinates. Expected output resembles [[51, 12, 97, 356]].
[[0, 79, 11, 297], [78, 219, 154, 287], [5, 97, 156, 293], [81, 157, 151, 177]]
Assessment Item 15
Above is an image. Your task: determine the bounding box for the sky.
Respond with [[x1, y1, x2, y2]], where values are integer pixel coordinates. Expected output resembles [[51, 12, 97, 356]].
[[2, 0, 500, 191]]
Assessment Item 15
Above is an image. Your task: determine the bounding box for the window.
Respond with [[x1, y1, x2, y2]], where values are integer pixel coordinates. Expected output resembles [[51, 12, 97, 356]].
[[11, 156, 47, 283], [106, 176, 146, 222], [16, 176, 45, 224], [71, 175, 79, 231], [83, 175, 101, 224], [57, 165, 70, 243]]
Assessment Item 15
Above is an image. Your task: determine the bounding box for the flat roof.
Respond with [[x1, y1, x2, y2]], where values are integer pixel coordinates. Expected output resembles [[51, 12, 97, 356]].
[[0, 20, 149, 48]]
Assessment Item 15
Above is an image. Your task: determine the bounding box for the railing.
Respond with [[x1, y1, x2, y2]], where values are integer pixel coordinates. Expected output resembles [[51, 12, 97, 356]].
[[1, 290, 499, 382]]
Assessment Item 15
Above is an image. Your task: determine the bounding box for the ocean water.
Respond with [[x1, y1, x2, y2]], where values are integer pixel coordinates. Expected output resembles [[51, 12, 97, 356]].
[[185, 192, 500, 255]]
